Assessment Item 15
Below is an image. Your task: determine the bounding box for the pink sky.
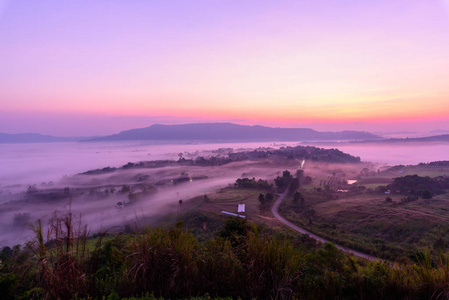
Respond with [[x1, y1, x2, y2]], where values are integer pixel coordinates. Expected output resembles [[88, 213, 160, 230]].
[[1, 0, 449, 136]]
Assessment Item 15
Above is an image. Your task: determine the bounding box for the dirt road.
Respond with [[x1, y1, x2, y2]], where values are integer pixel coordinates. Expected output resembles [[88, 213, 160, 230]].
[[271, 187, 381, 261]]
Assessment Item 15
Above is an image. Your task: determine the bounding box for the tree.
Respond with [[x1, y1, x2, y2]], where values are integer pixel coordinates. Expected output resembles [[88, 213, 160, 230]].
[[26, 185, 38, 194], [421, 189, 433, 199], [120, 185, 130, 194], [258, 193, 265, 206], [235, 177, 272, 189], [293, 191, 304, 205], [265, 192, 274, 202], [275, 170, 293, 190], [283, 170, 292, 178], [289, 178, 300, 193], [178, 199, 183, 218], [293, 192, 300, 202]]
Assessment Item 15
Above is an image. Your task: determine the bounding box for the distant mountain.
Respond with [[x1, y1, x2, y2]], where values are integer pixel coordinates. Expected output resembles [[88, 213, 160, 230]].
[[380, 134, 449, 143], [310, 134, 449, 147], [373, 131, 420, 139], [429, 130, 449, 135], [89, 123, 381, 142], [322, 134, 449, 145], [0, 133, 90, 143]]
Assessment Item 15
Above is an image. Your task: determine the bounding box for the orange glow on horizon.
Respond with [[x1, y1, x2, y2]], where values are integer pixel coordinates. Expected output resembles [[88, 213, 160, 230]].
[[11, 92, 447, 127]]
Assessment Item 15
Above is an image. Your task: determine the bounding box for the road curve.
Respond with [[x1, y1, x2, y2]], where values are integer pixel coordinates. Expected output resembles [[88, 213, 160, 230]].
[[271, 187, 380, 261]]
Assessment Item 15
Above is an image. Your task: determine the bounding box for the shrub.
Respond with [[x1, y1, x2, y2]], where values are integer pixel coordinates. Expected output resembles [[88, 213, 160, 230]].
[[421, 189, 433, 199]]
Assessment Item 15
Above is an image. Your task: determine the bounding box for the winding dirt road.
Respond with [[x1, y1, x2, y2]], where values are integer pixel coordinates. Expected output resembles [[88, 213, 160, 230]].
[[271, 187, 381, 261]]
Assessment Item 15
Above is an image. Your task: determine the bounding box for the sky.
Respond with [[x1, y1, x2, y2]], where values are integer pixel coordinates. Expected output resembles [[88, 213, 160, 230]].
[[1, 0, 449, 136]]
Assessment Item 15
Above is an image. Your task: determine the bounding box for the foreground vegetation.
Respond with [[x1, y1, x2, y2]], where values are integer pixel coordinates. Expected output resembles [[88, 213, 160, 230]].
[[2, 214, 449, 299]]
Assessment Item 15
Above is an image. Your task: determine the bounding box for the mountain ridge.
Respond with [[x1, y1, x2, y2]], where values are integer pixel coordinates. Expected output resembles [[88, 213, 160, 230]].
[[5, 123, 449, 144], [89, 122, 382, 142], [0, 133, 94, 144]]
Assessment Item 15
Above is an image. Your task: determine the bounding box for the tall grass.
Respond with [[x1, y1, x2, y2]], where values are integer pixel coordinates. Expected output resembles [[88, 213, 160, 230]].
[[200, 237, 243, 298], [3, 216, 449, 299], [242, 233, 303, 299], [412, 250, 449, 299], [126, 222, 199, 298], [26, 212, 91, 299]]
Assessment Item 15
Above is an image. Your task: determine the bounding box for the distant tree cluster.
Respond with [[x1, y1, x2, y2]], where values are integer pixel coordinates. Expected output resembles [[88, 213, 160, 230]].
[[196, 145, 361, 166], [389, 174, 449, 197], [79, 145, 361, 177], [270, 146, 361, 163], [360, 167, 376, 177], [190, 156, 233, 166], [26, 185, 38, 194], [234, 178, 273, 190], [418, 161, 449, 167], [81, 166, 116, 175]]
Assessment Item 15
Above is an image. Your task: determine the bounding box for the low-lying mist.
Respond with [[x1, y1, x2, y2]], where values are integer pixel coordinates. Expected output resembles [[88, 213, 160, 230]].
[[309, 141, 449, 165], [1, 140, 448, 246], [0, 141, 286, 190], [0, 142, 297, 246]]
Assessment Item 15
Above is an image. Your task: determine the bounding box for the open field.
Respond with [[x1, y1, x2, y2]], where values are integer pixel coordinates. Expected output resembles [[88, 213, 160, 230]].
[[76, 159, 449, 263], [279, 162, 449, 261], [177, 187, 283, 240]]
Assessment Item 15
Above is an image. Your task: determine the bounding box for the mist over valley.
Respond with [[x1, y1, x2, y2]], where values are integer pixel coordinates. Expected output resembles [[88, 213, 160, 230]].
[[1, 138, 448, 247]]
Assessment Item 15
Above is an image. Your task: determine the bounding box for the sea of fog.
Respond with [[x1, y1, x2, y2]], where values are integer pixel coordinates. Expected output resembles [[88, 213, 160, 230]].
[[1, 140, 448, 189], [0, 141, 292, 187], [0, 140, 448, 246], [0, 140, 294, 246]]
